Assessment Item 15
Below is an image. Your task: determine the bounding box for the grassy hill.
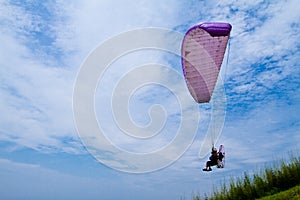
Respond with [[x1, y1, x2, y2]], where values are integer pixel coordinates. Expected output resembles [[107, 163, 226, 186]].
[[257, 184, 300, 200], [193, 154, 300, 200]]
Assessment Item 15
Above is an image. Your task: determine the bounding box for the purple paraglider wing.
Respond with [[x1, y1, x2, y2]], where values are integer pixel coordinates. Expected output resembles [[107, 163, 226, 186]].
[[181, 22, 232, 103]]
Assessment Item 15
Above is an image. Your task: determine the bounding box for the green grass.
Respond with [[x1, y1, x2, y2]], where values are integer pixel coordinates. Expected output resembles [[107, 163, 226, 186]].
[[193, 154, 300, 200], [257, 184, 300, 200]]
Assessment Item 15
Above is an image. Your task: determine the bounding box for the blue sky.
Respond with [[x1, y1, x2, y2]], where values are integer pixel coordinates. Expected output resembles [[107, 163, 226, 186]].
[[1, 0, 300, 199]]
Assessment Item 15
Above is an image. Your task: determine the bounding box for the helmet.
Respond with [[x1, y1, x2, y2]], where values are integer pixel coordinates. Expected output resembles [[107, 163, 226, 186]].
[[212, 147, 217, 152]]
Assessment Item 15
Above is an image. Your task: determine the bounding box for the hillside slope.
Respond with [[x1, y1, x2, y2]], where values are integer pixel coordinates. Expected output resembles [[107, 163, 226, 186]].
[[257, 184, 300, 200]]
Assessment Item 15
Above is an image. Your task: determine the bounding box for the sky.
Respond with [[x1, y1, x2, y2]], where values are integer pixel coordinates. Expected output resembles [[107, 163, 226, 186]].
[[1, 0, 300, 199]]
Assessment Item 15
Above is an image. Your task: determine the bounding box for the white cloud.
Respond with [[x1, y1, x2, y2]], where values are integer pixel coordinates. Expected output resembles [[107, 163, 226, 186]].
[[0, 46, 79, 153], [0, 2, 79, 152], [0, 0, 195, 155], [0, 158, 127, 200], [54, 0, 185, 61]]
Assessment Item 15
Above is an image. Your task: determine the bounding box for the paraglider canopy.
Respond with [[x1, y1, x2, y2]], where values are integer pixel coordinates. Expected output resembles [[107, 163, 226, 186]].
[[181, 22, 232, 103]]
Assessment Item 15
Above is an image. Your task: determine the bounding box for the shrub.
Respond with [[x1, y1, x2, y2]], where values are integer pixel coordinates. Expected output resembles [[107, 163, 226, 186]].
[[194, 154, 300, 200]]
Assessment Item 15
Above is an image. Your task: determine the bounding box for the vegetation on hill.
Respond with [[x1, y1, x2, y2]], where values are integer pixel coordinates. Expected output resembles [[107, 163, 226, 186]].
[[257, 184, 300, 200], [193, 154, 300, 200]]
